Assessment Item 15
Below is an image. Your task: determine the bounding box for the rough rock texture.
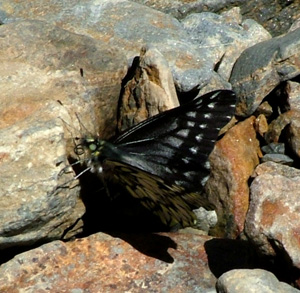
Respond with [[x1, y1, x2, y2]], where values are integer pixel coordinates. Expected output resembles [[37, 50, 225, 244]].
[[0, 20, 127, 248], [0, 231, 218, 292], [264, 81, 300, 159], [217, 269, 299, 293], [0, 0, 300, 290], [206, 116, 261, 238], [231, 28, 300, 117], [245, 162, 300, 269], [0, 0, 270, 93], [132, 0, 300, 37], [181, 8, 271, 81], [118, 46, 180, 132]]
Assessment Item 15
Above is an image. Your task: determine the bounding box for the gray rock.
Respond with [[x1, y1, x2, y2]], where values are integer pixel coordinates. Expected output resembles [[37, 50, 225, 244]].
[[131, 0, 239, 20], [245, 162, 300, 268], [231, 28, 300, 116], [0, 0, 270, 93], [181, 8, 271, 81], [0, 20, 127, 248], [217, 269, 299, 293], [0, 0, 210, 92], [132, 0, 300, 37], [261, 153, 294, 166]]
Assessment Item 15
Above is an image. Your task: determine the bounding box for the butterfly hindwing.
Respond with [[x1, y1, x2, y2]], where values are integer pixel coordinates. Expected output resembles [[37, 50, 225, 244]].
[[105, 160, 214, 229]]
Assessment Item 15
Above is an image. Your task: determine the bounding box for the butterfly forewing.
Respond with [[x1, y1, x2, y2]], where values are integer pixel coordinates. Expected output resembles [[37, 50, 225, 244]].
[[113, 90, 236, 191]]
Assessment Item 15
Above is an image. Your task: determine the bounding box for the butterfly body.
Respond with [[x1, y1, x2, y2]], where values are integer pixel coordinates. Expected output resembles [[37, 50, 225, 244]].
[[75, 90, 236, 229]]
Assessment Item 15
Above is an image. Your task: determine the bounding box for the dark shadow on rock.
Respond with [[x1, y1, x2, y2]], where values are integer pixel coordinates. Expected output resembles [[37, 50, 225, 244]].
[[71, 158, 170, 235], [108, 231, 176, 263], [204, 238, 257, 278], [205, 237, 300, 287]]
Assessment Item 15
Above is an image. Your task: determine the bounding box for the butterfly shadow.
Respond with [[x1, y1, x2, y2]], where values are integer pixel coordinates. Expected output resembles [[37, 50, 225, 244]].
[[71, 160, 177, 263]]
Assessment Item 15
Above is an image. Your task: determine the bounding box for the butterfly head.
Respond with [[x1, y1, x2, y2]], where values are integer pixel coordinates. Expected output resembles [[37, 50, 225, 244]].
[[74, 137, 120, 175]]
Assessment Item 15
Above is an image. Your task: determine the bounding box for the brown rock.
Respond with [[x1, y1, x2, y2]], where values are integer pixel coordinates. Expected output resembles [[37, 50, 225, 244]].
[[265, 110, 300, 158], [206, 116, 260, 238], [255, 114, 269, 137], [0, 231, 218, 292], [0, 20, 127, 248], [118, 46, 179, 132], [245, 162, 300, 268]]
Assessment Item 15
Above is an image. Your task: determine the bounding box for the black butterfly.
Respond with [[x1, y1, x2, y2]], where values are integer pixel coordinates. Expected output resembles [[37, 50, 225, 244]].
[[74, 90, 236, 229]]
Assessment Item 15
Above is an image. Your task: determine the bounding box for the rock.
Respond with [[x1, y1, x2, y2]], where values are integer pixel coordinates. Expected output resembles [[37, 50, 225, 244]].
[[231, 28, 300, 117], [0, 20, 127, 249], [0, 0, 211, 92], [181, 8, 271, 81], [261, 143, 294, 166], [118, 46, 179, 132], [131, 0, 236, 20], [0, 0, 271, 93], [265, 110, 300, 159], [205, 116, 260, 238], [245, 162, 300, 269], [0, 231, 218, 292], [217, 269, 299, 293], [240, 0, 300, 37], [132, 0, 300, 37], [255, 114, 269, 137]]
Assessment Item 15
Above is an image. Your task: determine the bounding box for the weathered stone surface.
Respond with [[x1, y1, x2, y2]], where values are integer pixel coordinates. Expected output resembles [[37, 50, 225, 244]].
[[206, 116, 260, 238], [0, 20, 127, 248], [245, 162, 300, 268], [118, 46, 179, 132], [132, 0, 238, 20], [132, 0, 300, 37], [265, 110, 300, 159], [0, 0, 207, 92], [231, 28, 300, 117], [181, 8, 271, 81], [0, 0, 271, 93], [217, 269, 299, 293], [0, 231, 218, 292]]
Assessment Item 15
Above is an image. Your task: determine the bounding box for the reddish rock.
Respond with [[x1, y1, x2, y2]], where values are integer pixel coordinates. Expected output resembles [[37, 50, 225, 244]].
[[0, 231, 218, 292], [206, 116, 260, 238], [245, 162, 300, 268]]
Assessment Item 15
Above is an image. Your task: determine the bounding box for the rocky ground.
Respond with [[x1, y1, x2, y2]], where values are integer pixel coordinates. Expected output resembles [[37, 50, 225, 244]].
[[0, 0, 300, 292]]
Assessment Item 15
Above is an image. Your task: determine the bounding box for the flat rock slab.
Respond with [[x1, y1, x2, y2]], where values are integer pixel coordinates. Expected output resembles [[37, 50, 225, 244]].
[[0, 231, 218, 292]]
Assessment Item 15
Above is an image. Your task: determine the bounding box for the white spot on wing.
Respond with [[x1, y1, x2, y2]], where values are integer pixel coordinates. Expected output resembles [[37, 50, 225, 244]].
[[204, 113, 212, 119], [186, 111, 197, 118], [165, 167, 172, 173], [199, 124, 207, 129], [177, 129, 189, 137], [204, 161, 210, 169], [190, 146, 198, 154], [182, 158, 189, 164], [201, 175, 210, 186], [195, 133, 203, 142], [208, 103, 216, 109], [187, 121, 195, 127]]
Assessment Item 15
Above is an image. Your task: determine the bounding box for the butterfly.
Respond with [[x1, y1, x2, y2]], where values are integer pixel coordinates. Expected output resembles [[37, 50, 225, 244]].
[[74, 90, 236, 230]]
